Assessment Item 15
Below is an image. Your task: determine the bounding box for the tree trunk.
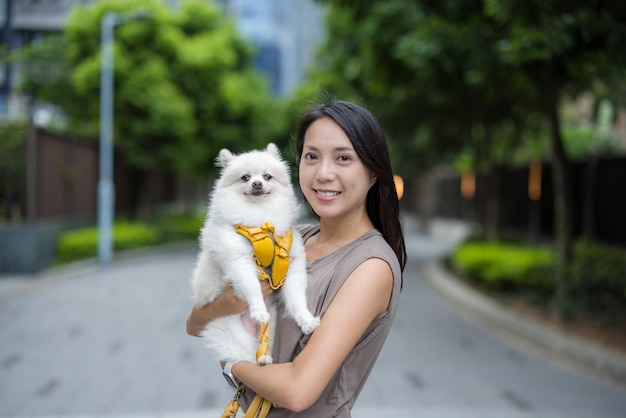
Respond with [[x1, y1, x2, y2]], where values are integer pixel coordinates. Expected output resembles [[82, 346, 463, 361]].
[[180, 176, 202, 217], [582, 155, 597, 239], [545, 85, 573, 312], [126, 167, 146, 220], [482, 124, 499, 242], [416, 174, 434, 234], [484, 168, 501, 242], [26, 121, 37, 222]]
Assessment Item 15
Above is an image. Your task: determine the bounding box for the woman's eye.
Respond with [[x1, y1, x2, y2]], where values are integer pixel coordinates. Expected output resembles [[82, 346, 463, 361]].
[[241, 174, 250, 182], [304, 153, 318, 161], [338, 154, 351, 162], [263, 173, 273, 181]]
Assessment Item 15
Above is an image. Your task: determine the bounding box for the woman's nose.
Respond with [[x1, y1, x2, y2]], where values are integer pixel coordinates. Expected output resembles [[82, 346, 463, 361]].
[[316, 160, 335, 181]]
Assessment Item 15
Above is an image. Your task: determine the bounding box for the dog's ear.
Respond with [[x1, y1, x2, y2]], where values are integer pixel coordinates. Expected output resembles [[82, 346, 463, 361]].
[[216, 149, 234, 168], [266, 143, 281, 159]]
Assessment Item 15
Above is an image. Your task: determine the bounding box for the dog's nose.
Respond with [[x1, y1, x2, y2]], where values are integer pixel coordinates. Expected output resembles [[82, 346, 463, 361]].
[[252, 181, 263, 189]]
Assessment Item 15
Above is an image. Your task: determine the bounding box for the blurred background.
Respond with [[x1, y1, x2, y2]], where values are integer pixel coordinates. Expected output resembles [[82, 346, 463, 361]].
[[1, 0, 625, 415]]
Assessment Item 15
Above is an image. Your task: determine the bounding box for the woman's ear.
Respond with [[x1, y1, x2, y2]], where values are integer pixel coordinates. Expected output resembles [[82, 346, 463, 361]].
[[369, 172, 377, 187]]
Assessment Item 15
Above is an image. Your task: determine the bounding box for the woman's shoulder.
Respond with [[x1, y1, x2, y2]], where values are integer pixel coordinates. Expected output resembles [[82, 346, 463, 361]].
[[328, 229, 400, 280], [358, 230, 401, 272], [295, 224, 400, 277], [352, 229, 393, 255]]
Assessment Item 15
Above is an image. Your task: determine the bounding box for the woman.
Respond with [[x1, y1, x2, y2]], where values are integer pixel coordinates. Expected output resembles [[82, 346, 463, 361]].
[[187, 100, 407, 417]]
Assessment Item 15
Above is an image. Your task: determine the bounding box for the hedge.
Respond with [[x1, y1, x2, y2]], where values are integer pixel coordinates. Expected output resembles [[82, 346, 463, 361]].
[[452, 239, 626, 323], [452, 242, 553, 290], [568, 239, 626, 322], [157, 213, 204, 242], [56, 222, 161, 263]]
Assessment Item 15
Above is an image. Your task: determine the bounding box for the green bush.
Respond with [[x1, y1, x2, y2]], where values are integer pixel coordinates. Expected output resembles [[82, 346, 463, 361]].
[[568, 239, 626, 322], [56, 222, 161, 263], [452, 238, 626, 324], [158, 213, 204, 242], [452, 242, 553, 291]]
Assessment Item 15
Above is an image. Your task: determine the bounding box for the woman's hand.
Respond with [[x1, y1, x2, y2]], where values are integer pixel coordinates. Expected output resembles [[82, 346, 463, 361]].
[[186, 279, 275, 337]]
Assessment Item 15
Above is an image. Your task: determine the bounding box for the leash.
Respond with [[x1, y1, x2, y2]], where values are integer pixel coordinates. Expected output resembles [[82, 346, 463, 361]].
[[244, 322, 273, 417], [221, 223, 292, 418], [220, 313, 274, 418]]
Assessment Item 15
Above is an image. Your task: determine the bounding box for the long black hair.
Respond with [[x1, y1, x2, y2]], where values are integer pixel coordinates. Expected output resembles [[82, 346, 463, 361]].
[[295, 100, 407, 273]]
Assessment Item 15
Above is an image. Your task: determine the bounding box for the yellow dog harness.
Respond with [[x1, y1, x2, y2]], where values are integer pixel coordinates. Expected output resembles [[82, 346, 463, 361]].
[[221, 222, 292, 418], [235, 222, 293, 290]]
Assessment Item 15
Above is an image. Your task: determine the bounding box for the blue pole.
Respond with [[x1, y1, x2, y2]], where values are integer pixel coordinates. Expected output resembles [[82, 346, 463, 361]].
[[98, 13, 116, 265], [1, 0, 14, 98]]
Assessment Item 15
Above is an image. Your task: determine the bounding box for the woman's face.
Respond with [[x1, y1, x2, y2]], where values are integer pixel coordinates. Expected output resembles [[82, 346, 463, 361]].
[[299, 117, 376, 222]]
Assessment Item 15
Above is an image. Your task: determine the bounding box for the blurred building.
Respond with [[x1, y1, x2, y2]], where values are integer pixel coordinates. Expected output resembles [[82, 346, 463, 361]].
[[217, 0, 324, 96], [0, 0, 90, 117]]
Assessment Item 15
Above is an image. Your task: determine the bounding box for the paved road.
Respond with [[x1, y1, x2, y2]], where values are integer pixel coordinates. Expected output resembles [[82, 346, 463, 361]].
[[1, 220, 625, 417]]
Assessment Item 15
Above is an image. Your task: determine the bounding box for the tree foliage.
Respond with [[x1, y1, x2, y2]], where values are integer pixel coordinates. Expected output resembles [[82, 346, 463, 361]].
[[296, 0, 545, 177], [18, 0, 287, 178], [302, 0, 626, 309]]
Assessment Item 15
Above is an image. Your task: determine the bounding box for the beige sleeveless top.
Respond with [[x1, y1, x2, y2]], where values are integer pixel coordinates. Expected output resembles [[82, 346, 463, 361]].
[[241, 224, 403, 417]]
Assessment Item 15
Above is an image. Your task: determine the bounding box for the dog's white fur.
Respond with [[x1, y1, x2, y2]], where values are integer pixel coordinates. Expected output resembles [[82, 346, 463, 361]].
[[191, 143, 319, 364]]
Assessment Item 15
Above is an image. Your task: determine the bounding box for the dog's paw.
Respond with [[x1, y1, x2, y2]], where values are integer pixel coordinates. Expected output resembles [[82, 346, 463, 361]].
[[298, 316, 320, 335], [249, 309, 271, 324], [257, 354, 273, 366]]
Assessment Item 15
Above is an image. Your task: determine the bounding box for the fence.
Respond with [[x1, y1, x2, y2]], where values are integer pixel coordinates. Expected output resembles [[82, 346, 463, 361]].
[[434, 156, 626, 246], [0, 126, 186, 272]]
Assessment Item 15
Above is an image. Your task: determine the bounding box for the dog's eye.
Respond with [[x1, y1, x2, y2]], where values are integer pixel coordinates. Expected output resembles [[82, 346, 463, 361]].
[[241, 174, 250, 182], [263, 173, 273, 181]]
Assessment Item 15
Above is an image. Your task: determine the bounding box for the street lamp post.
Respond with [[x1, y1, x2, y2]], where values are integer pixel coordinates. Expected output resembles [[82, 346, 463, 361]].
[[97, 11, 148, 265], [98, 12, 117, 265]]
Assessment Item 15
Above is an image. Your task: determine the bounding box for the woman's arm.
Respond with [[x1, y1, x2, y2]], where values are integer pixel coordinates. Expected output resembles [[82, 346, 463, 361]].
[[186, 280, 274, 336], [231, 257, 393, 412]]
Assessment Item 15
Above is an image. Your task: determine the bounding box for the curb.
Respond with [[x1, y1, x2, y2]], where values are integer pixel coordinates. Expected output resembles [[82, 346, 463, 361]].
[[421, 261, 626, 391]]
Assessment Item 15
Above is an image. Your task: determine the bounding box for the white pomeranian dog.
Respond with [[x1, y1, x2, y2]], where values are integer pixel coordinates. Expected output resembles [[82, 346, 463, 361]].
[[191, 143, 319, 365]]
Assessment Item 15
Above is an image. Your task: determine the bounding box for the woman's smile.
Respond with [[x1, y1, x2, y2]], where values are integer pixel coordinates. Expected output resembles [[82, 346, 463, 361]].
[[314, 189, 341, 200]]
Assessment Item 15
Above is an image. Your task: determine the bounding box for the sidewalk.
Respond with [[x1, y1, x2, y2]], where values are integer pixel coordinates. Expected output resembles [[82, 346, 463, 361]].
[[412, 217, 626, 390], [1, 217, 625, 417]]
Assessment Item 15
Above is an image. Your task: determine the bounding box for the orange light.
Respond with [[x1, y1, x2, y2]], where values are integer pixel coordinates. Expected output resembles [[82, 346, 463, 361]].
[[393, 175, 404, 200], [461, 170, 475, 199], [528, 160, 542, 201]]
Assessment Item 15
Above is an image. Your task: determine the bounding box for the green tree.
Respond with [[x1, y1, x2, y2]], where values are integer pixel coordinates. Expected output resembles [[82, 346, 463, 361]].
[[298, 0, 541, 235], [484, 0, 626, 308], [18, 0, 285, 180], [303, 0, 626, 308]]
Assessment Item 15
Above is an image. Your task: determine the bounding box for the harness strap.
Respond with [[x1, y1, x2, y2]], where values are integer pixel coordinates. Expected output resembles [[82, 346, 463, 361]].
[[221, 387, 245, 418], [245, 394, 272, 418], [270, 229, 292, 289], [244, 324, 272, 418], [255, 322, 271, 361], [236, 223, 276, 267]]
